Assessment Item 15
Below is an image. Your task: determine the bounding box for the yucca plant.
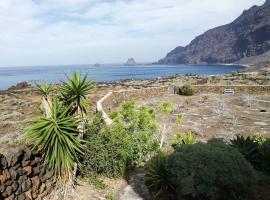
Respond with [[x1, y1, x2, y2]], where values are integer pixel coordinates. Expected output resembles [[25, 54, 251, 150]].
[[35, 83, 53, 100], [25, 98, 84, 178], [35, 83, 53, 118], [60, 72, 94, 117]]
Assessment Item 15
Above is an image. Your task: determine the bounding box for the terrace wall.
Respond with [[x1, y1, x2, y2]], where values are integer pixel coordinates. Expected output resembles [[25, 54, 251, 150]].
[[0, 145, 54, 200], [101, 85, 270, 112], [102, 86, 168, 112]]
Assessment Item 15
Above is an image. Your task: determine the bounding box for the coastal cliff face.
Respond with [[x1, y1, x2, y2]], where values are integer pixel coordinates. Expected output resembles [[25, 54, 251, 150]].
[[158, 0, 270, 64]]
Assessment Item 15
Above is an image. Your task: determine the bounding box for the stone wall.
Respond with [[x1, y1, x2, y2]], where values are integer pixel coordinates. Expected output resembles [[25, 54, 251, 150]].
[[102, 86, 168, 112], [0, 145, 54, 200]]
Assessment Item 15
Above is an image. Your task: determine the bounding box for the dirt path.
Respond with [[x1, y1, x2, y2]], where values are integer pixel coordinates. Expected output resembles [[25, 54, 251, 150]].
[[116, 170, 149, 200]]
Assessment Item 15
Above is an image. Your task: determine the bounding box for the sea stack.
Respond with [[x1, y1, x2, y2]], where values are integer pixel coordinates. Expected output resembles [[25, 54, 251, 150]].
[[125, 58, 136, 65]]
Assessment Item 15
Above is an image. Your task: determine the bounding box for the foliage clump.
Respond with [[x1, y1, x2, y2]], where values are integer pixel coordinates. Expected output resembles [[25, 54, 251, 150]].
[[171, 131, 196, 147], [145, 139, 257, 200], [180, 84, 195, 96], [82, 101, 159, 177]]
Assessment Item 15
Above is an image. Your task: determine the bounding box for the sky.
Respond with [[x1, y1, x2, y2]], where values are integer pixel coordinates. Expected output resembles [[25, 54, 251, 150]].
[[0, 0, 265, 67]]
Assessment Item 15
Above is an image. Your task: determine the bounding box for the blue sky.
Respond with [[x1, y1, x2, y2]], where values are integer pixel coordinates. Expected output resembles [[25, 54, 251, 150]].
[[0, 0, 265, 67]]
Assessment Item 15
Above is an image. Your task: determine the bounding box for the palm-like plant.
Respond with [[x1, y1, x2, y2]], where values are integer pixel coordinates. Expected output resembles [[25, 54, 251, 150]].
[[36, 83, 53, 118], [60, 72, 94, 117], [26, 98, 84, 177], [36, 83, 53, 100]]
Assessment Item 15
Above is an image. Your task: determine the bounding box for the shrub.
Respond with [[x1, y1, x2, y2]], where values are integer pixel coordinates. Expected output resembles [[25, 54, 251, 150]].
[[170, 140, 256, 200], [180, 85, 195, 96], [145, 152, 174, 200], [82, 126, 133, 177], [82, 101, 159, 177]]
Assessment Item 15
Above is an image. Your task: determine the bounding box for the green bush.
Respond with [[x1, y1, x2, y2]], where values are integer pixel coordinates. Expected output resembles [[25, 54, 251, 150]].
[[180, 85, 195, 96], [146, 140, 257, 200], [82, 126, 133, 177], [82, 101, 159, 177], [170, 140, 256, 200]]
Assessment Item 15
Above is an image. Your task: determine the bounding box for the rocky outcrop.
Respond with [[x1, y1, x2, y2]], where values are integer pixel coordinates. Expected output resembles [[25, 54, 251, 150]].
[[158, 0, 270, 64], [0, 145, 55, 200], [125, 58, 137, 65]]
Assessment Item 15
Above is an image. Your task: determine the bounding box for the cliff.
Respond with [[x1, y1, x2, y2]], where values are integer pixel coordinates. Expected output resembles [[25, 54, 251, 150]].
[[158, 0, 270, 64]]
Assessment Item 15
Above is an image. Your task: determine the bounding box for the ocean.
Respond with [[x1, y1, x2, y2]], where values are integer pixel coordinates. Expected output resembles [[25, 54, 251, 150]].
[[0, 64, 244, 90]]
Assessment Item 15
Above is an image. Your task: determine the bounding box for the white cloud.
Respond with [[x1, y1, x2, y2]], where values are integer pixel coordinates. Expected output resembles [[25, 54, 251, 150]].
[[0, 0, 265, 66]]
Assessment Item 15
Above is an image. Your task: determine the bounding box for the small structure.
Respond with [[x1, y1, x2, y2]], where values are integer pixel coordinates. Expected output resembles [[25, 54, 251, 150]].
[[168, 85, 175, 94], [224, 88, 235, 94]]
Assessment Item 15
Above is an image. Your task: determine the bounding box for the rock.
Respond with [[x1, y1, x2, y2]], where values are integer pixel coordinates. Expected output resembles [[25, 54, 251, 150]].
[[0, 154, 8, 169], [125, 58, 137, 65], [8, 82, 31, 91], [21, 178, 31, 192], [5, 180, 12, 186], [9, 168, 18, 180], [7, 155, 19, 167], [3, 185, 13, 196], [21, 160, 30, 167], [18, 175, 27, 184], [0, 174, 7, 184], [3, 169, 10, 180], [23, 166, 32, 176], [40, 170, 53, 182], [30, 157, 41, 166], [17, 167, 24, 176], [0, 182, 5, 192], [11, 182, 18, 192], [4, 194, 15, 200], [31, 176, 40, 192], [32, 166, 40, 176], [17, 193, 26, 200], [24, 189, 32, 200], [39, 183, 46, 194]]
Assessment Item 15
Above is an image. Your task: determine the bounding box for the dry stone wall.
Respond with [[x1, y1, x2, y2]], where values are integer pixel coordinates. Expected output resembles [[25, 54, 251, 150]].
[[101, 85, 270, 112], [193, 85, 270, 95], [0, 145, 55, 200]]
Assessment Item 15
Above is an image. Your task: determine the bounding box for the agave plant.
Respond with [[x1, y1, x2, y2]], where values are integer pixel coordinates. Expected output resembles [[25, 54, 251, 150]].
[[171, 131, 196, 148], [60, 72, 94, 117], [26, 98, 84, 177], [230, 135, 261, 167], [145, 152, 174, 199], [35, 83, 53, 118]]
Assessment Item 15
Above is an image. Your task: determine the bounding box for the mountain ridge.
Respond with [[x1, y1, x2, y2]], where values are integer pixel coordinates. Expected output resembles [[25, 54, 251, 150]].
[[158, 0, 270, 65]]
